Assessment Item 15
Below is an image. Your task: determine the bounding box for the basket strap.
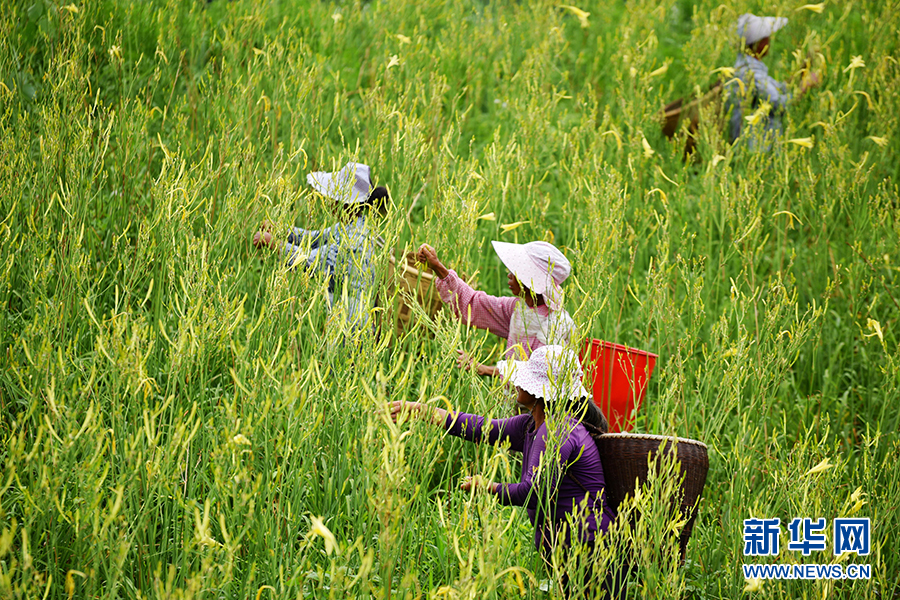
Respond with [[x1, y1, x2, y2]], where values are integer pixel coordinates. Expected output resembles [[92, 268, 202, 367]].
[[567, 470, 590, 495], [563, 421, 607, 495]]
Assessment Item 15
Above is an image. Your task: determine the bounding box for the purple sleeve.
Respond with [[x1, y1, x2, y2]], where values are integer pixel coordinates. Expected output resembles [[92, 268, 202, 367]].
[[496, 425, 579, 508], [443, 412, 530, 452], [433, 270, 517, 339]]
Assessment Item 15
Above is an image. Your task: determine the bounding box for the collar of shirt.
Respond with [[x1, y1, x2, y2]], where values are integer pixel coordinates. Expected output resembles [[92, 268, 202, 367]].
[[735, 52, 768, 77]]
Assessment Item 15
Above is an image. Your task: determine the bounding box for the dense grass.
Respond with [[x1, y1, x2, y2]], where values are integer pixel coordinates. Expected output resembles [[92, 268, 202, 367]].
[[1, 0, 898, 598]]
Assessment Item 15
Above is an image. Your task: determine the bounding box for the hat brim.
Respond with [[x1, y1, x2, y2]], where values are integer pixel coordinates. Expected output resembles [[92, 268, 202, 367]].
[[740, 15, 788, 45], [498, 357, 592, 401], [492, 241, 553, 295], [492, 241, 566, 310], [306, 163, 371, 205]]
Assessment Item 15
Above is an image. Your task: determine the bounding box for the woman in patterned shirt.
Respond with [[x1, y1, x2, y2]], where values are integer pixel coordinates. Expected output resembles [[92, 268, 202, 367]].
[[725, 13, 820, 151], [253, 162, 388, 332]]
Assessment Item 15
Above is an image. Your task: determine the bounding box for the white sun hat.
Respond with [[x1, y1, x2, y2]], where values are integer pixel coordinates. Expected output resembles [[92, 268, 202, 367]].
[[306, 162, 372, 205], [491, 240, 571, 311], [497, 345, 591, 402], [736, 13, 788, 47]]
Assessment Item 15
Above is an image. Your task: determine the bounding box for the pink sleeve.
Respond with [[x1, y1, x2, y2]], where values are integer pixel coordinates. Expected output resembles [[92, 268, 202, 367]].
[[434, 270, 517, 339]]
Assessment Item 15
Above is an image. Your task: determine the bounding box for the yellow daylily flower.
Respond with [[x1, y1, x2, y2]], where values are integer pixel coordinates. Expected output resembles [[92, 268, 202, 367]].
[[773, 210, 803, 228], [795, 3, 825, 13], [743, 577, 764, 592], [711, 66, 736, 79], [847, 487, 867, 515], [866, 136, 888, 147], [745, 102, 771, 126], [787, 137, 814, 149], [641, 136, 655, 158], [806, 457, 833, 476], [309, 516, 338, 555], [560, 5, 590, 28], [649, 64, 669, 78], [500, 221, 530, 234], [233, 433, 251, 445], [477, 212, 496, 221], [864, 318, 883, 342], [387, 55, 401, 69], [843, 55, 865, 73], [65, 570, 86, 599], [396, 34, 411, 44]]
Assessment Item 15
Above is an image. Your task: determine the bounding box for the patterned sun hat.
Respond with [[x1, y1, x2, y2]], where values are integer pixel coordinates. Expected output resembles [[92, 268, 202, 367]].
[[736, 13, 788, 46], [491, 240, 571, 311], [307, 162, 372, 205], [497, 345, 591, 401]]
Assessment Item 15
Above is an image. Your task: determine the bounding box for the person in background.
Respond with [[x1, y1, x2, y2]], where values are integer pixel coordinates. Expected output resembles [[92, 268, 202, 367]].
[[416, 240, 575, 376], [253, 162, 389, 331], [724, 13, 820, 151], [389, 345, 620, 598]]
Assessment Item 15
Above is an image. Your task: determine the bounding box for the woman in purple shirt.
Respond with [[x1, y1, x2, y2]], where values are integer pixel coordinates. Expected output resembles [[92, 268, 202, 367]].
[[390, 345, 622, 598]]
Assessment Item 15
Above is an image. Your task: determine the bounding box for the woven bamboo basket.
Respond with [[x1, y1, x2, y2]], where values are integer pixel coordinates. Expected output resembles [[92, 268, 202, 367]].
[[595, 432, 709, 561], [386, 253, 444, 337], [661, 81, 724, 157]]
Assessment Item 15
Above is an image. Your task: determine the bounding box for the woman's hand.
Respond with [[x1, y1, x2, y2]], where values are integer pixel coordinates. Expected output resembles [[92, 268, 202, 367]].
[[800, 71, 820, 93], [416, 244, 450, 279], [460, 475, 499, 494], [253, 229, 274, 249], [389, 400, 424, 422], [388, 400, 448, 426], [456, 350, 499, 377], [456, 349, 475, 371]]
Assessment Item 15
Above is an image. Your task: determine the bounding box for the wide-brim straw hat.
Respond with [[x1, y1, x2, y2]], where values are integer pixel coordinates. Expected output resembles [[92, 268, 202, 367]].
[[736, 13, 788, 46], [497, 345, 591, 402], [491, 240, 571, 311], [306, 162, 372, 205]]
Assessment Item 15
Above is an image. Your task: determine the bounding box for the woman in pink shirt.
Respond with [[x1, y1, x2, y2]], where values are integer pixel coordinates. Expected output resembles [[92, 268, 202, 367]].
[[416, 240, 575, 376]]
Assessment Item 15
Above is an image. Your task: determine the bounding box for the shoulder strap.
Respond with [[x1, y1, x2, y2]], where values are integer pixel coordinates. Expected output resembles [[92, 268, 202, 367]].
[[562, 421, 605, 495]]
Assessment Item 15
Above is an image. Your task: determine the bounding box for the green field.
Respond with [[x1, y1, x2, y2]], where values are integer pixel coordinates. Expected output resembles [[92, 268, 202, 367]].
[[1, 0, 898, 598]]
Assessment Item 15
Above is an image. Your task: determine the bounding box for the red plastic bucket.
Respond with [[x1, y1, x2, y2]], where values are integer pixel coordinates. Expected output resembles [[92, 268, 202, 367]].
[[580, 339, 658, 433]]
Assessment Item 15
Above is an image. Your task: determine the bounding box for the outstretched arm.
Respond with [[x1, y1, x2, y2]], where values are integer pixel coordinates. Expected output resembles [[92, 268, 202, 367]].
[[389, 401, 530, 496], [388, 401, 528, 450], [417, 244, 517, 339], [416, 243, 450, 279]]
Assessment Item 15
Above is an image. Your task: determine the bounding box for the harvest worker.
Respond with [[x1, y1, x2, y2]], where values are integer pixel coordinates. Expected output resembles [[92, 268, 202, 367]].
[[389, 345, 620, 598], [724, 13, 819, 151], [253, 162, 389, 331], [415, 240, 575, 376]]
